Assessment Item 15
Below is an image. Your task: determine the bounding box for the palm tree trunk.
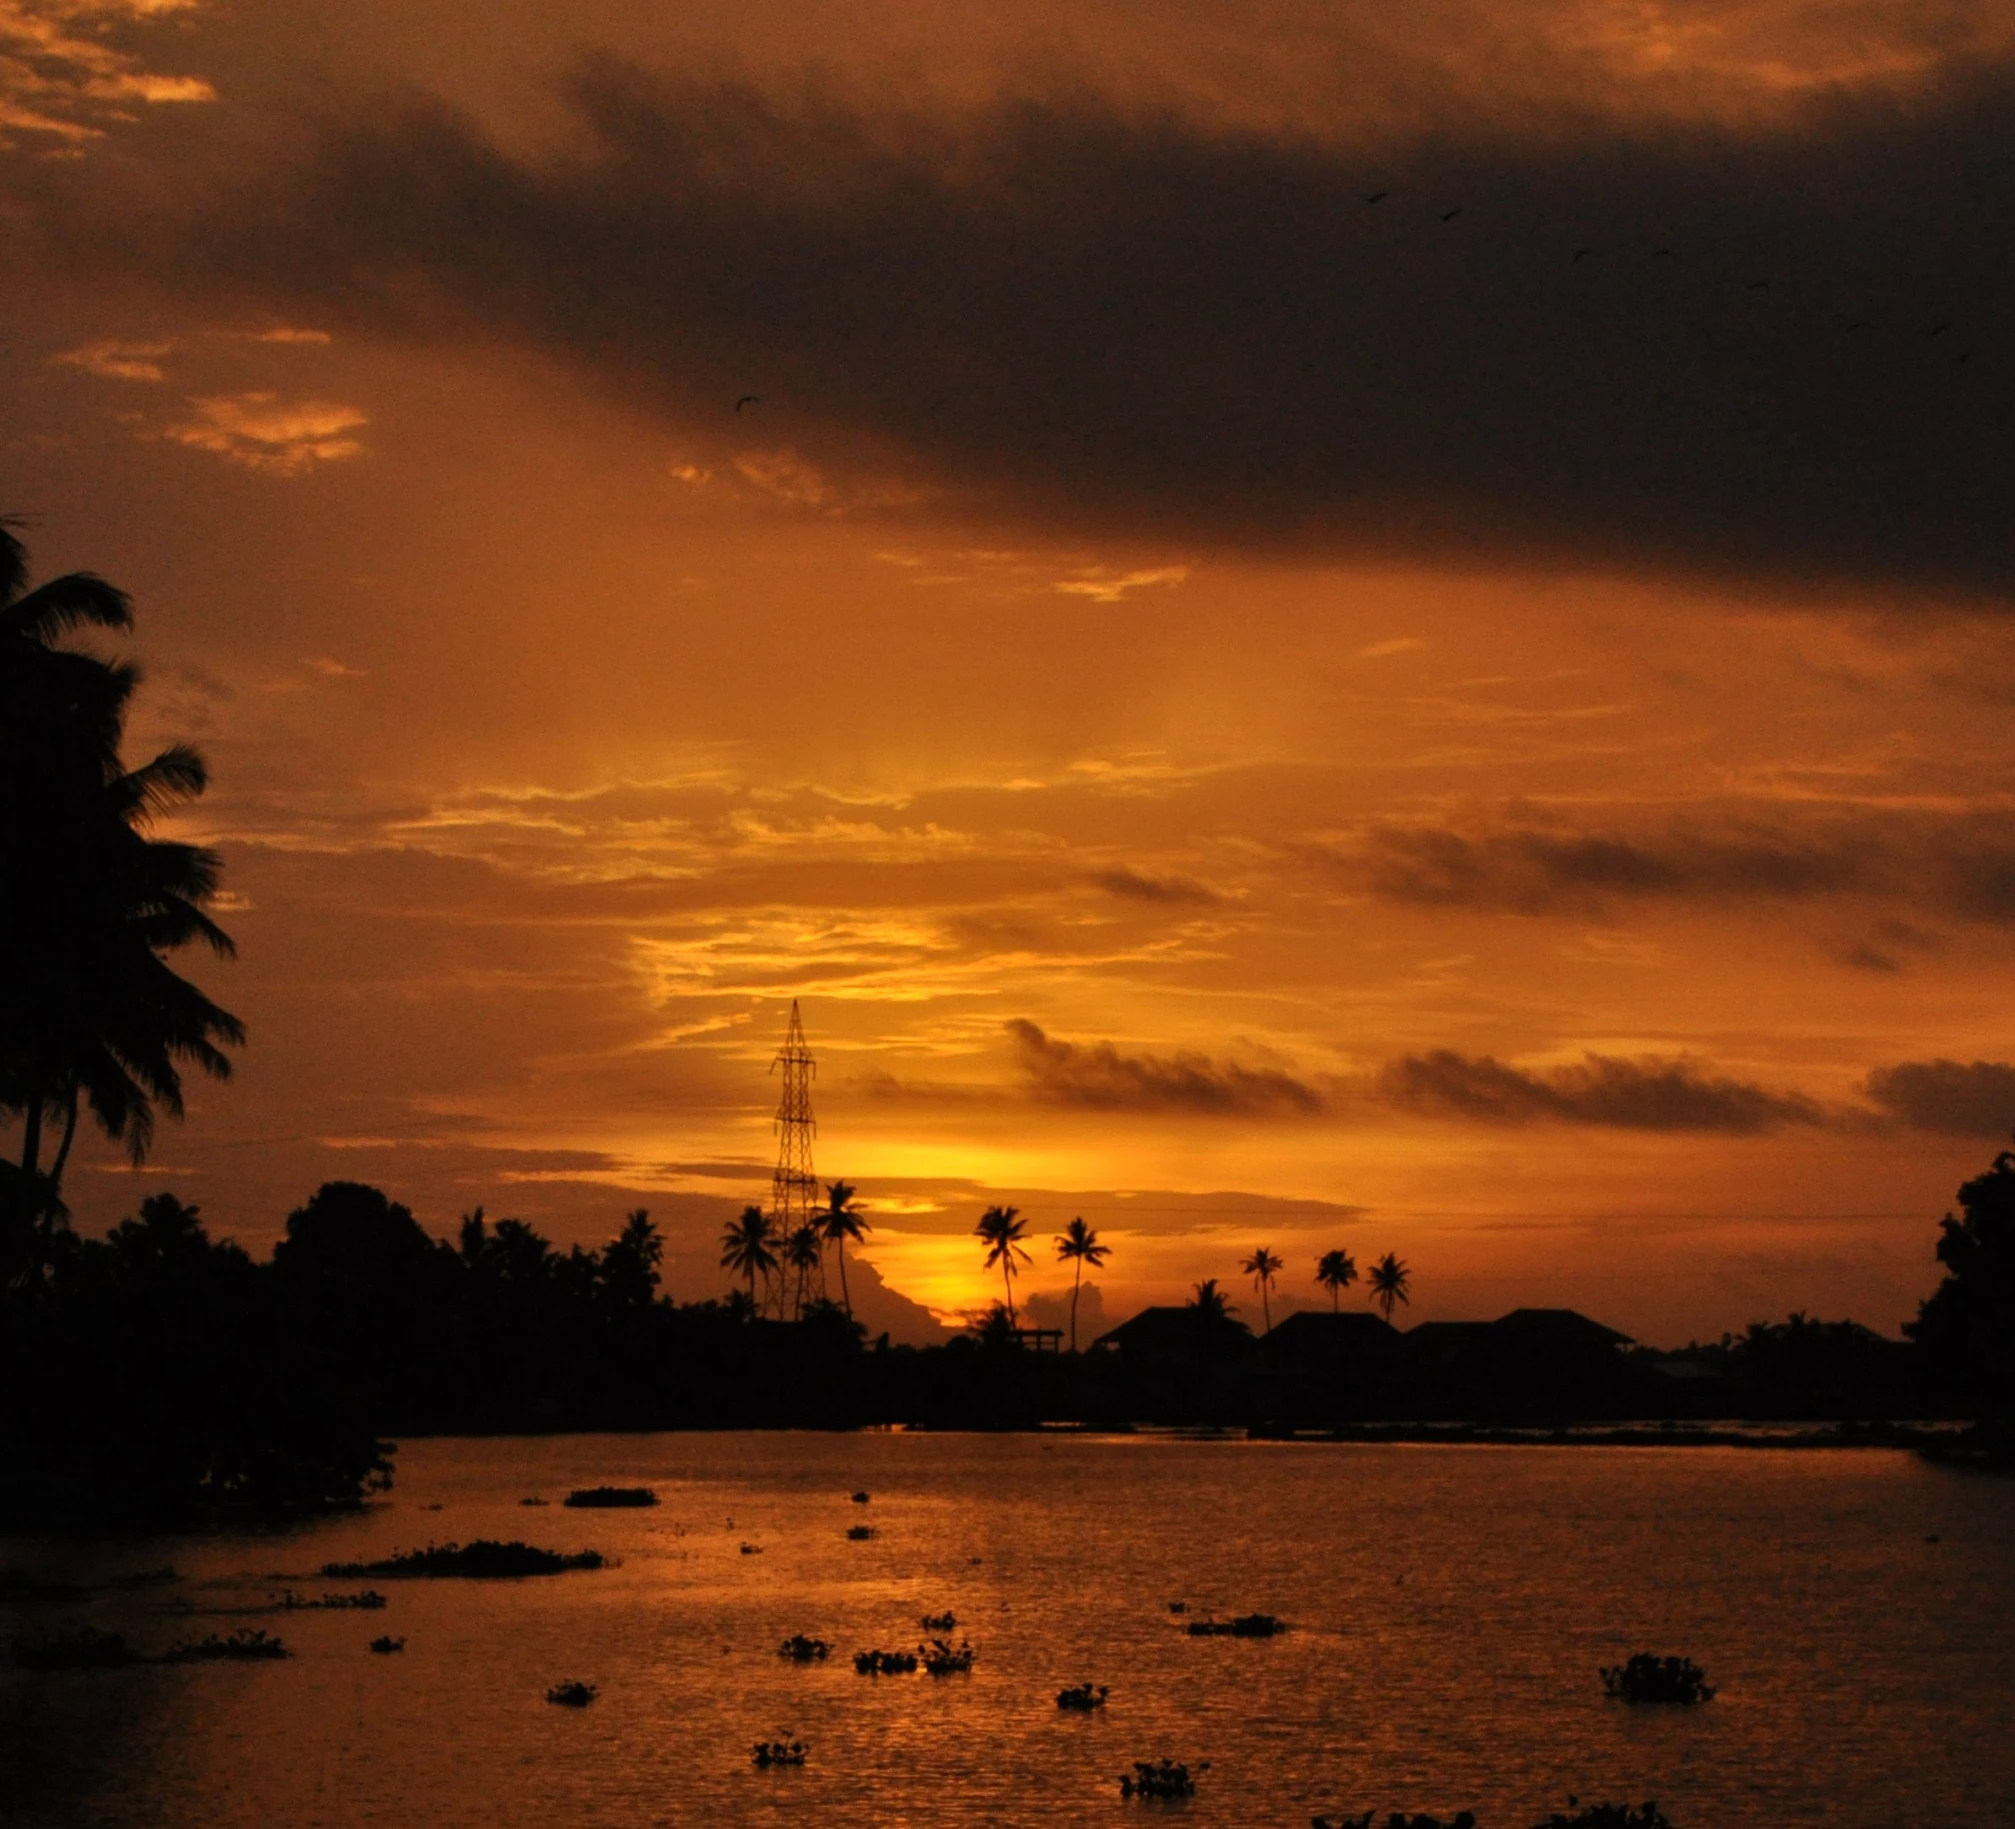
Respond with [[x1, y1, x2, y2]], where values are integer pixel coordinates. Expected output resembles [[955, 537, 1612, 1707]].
[[1262, 1284, 1272, 1333], [19, 1095, 41, 1178], [837, 1241, 852, 1319], [1070, 1258, 1083, 1353], [47, 1089, 79, 1195], [1002, 1263, 1016, 1328]]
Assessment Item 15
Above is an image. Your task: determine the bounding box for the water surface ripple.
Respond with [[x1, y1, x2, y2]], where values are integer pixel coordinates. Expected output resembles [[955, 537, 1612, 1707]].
[[3, 1435, 2010, 1826]]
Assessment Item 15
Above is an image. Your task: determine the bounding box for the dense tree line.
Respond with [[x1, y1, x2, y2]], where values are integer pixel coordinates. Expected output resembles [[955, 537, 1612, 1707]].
[[6, 1144, 2010, 1525]]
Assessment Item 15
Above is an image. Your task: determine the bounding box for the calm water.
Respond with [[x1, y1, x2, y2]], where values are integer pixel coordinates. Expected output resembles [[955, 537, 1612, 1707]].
[[3, 1434, 2011, 1827]]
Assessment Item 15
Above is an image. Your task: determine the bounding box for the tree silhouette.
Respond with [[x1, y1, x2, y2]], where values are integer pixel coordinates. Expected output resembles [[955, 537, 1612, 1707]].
[[820, 1179, 869, 1319], [1907, 1148, 2015, 1421], [1368, 1251, 1411, 1321], [1242, 1244, 1284, 1333], [1188, 1277, 1236, 1324], [975, 1204, 1031, 1326], [0, 522, 242, 1268], [600, 1208, 662, 1311], [1186, 1276, 1244, 1364], [1054, 1215, 1109, 1353], [719, 1205, 778, 1315], [785, 1220, 823, 1320], [1316, 1247, 1358, 1312]]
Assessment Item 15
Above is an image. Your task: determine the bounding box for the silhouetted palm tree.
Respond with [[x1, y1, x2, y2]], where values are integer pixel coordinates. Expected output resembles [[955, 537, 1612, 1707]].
[[1242, 1244, 1285, 1333], [1, 524, 242, 1234], [1368, 1251, 1411, 1322], [1053, 1216, 1109, 1353], [1188, 1277, 1235, 1324], [785, 1220, 823, 1320], [1316, 1248, 1358, 1312], [975, 1204, 1031, 1326], [1186, 1276, 1242, 1364], [719, 1205, 778, 1315], [601, 1208, 662, 1310], [820, 1179, 869, 1319]]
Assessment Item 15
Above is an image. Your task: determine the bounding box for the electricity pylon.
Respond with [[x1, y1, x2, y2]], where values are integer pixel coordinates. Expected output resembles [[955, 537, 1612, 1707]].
[[768, 1000, 820, 1314]]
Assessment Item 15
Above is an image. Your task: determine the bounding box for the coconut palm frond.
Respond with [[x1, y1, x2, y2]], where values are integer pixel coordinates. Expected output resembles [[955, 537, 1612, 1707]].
[[3, 570, 133, 644]]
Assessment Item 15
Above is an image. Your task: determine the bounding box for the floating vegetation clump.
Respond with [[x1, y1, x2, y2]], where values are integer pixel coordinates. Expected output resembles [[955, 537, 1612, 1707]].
[[1186, 1612, 1286, 1638], [1119, 1759, 1200, 1799], [1535, 1804, 1675, 1829], [1166, 1601, 1187, 1615], [850, 1490, 870, 1504], [778, 1635, 830, 1662], [739, 1543, 763, 1556], [282, 1589, 386, 1611], [853, 1647, 918, 1675], [1601, 1654, 1715, 1705], [1057, 1682, 1109, 1710], [163, 1628, 288, 1663], [322, 1541, 604, 1580], [564, 1487, 657, 1509], [546, 1680, 598, 1706], [921, 1637, 976, 1675], [1314, 1814, 1478, 1829], [13, 1626, 133, 1670], [919, 1611, 956, 1631], [846, 1525, 877, 1541], [519, 1497, 548, 1507], [752, 1738, 808, 1768], [369, 1635, 405, 1654]]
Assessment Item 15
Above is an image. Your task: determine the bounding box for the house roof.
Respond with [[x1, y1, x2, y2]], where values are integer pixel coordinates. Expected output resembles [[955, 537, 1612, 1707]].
[[1268, 1310, 1397, 1342], [1490, 1307, 1634, 1347], [1090, 1306, 1252, 1352]]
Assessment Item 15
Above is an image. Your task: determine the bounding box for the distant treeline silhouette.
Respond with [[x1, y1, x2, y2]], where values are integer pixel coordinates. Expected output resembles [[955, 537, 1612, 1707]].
[[5, 1147, 2011, 1524]]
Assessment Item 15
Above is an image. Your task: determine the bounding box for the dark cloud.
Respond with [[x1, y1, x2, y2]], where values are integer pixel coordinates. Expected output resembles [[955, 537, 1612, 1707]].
[[1357, 823, 1868, 914], [1863, 1058, 2015, 1137], [1088, 866, 1220, 904], [1378, 1049, 1825, 1132], [1331, 815, 2015, 927], [31, 51, 2015, 589], [1006, 1017, 1323, 1115]]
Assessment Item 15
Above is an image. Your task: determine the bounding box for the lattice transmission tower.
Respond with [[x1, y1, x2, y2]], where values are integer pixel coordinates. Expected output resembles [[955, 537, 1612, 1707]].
[[768, 1000, 821, 1310]]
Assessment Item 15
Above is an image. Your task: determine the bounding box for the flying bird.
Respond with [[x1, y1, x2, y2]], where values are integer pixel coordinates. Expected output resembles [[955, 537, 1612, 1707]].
[[1923, 322, 1952, 339], [735, 394, 762, 412], [1361, 191, 1388, 204], [1439, 206, 1463, 222], [1572, 248, 1595, 263], [1651, 247, 1675, 258]]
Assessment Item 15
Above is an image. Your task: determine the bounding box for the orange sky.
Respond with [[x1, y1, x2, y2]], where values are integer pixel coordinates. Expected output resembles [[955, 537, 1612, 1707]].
[[5, 0, 2014, 1343]]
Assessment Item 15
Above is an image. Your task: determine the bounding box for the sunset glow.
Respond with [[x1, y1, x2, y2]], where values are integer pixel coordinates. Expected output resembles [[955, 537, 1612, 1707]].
[[8, 0, 2014, 1345]]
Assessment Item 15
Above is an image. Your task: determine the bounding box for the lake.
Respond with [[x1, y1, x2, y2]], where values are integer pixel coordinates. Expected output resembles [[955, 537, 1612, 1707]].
[[3, 1434, 2011, 1826]]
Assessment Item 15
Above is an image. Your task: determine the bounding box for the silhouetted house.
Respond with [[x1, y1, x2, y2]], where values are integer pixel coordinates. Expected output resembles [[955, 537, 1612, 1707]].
[[1404, 1320, 1494, 1371], [1483, 1308, 1635, 1418], [1251, 1310, 1403, 1424], [1090, 1306, 1254, 1422], [1398, 1310, 1636, 1419], [1490, 1308, 1633, 1353], [1090, 1307, 1254, 1376], [1266, 1309, 1399, 1364]]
